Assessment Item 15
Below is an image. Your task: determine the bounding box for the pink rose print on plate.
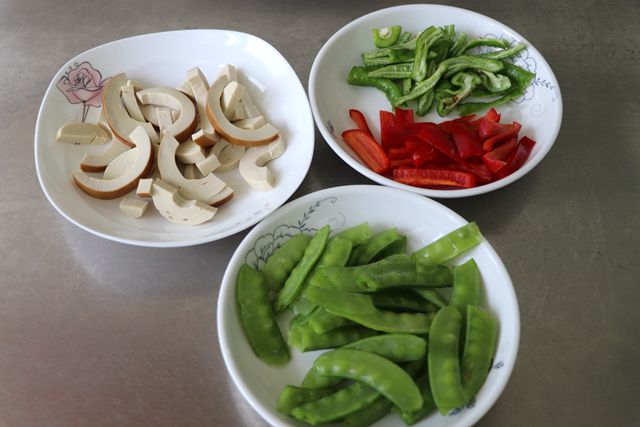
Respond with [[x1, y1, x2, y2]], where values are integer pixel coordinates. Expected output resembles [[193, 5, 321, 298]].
[[57, 61, 109, 122]]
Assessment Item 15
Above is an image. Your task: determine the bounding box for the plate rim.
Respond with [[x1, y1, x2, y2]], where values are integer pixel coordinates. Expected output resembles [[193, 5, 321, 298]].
[[308, 3, 563, 199], [34, 28, 314, 248], [217, 184, 521, 427]]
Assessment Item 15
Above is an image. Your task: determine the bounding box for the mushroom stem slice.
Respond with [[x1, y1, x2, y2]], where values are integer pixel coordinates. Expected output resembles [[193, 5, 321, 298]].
[[151, 179, 216, 225], [210, 139, 245, 172], [137, 87, 197, 142], [238, 136, 286, 191], [56, 122, 110, 145], [176, 139, 206, 164], [80, 139, 131, 172], [119, 196, 149, 218]]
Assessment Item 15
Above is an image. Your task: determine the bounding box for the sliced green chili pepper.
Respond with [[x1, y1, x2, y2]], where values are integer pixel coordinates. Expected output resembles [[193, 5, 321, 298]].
[[398, 30, 413, 44], [373, 25, 402, 48], [348, 228, 404, 266], [274, 225, 330, 312], [396, 372, 437, 425], [449, 258, 482, 317], [288, 322, 377, 352], [436, 71, 482, 116], [343, 334, 427, 362], [461, 305, 498, 402], [416, 89, 435, 116], [479, 42, 527, 60], [368, 63, 413, 79], [412, 26, 444, 82], [262, 233, 311, 292], [412, 222, 483, 265], [450, 31, 468, 56], [500, 60, 536, 90], [276, 385, 333, 415], [479, 69, 512, 93], [393, 62, 448, 106], [402, 77, 413, 95], [236, 264, 289, 365], [459, 37, 509, 53], [443, 55, 504, 78], [291, 381, 381, 425], [457, 86, 525, 115], [428, 306, 466, 414], [362, 38, 418, 61], [362, 48, 416, 67], [312, 349, 423, 412], [348, 66, 403, 106]]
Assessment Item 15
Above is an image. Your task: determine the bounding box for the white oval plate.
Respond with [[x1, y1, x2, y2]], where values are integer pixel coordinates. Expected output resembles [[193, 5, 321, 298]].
[[309, 4, 562, 198], [218, 185, 520, 427], [35, 30, 314, 247]]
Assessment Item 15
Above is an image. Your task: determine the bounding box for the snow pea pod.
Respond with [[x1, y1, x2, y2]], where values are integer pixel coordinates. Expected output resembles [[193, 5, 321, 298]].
[[372, 290, 433, 313], [373, 234, 407, 261], [312, 349, 423, 412], [412, 222, 482, 265], [304, 285, 377, 316], [396, 372, 437, 425], [291, 381, 380, 425], [235, 264, 289, 365], [343, 334, 427, 362], [428, 306, 466, 414], [348, 228, 403, 266], [262, 233, 311, 292], [461, 305, 497, 402], [334, 222, 373, 246], [274, 225, 330, 312], [343, 395, 392, 427], [413, 288, 448, 309], [449, 258, 482, 317], [307, 307, 352, 334], [276, 385, 333, 415], [289, 322, 377, 352]]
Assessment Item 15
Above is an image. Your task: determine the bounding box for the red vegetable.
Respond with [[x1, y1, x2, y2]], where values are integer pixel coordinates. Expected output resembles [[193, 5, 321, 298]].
[[349, 109, 374, 140], [482, 122, 522, 152], [393, 168, 476, 188], [341, 129, 390, 174], [380, 110, 399, 148], [449, 121, 483, 159], [482, 137, 517, 174], [494, 136, 536, 179]]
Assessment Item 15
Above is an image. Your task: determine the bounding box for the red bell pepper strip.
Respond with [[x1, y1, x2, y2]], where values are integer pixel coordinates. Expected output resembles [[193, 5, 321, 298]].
[[494, 136, 536, 179], [389, 157, 414, 169], [387, 147, 410, 159], [395, 107, 414, 127], [380, 110, 400, 148], [414, 124, 464, 164], [349, 109, 374, 140], [482, 122, 522, 152], [448, 162, 493, 184], [449, 121, 483, 159], [469, 108, 500, 130], [341, 129, 391, 174], [481, 136, 517, 173], [393, 168, 476, 188]]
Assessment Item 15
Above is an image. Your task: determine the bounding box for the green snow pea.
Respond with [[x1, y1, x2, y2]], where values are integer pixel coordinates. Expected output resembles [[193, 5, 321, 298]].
[[312, 349, 423, 412], [428, 306, 466, 414], [343, 395, 393, 427], [307, 308, 352, 334], [372, 25, 403, 48], [373, 234, 407, 261], [396, 372, 437, 425], [289, 322, 377, 352], [372, 290, 434, 313], [290, 294, 318, 317], [262, 233, 311, 292], [274, 225, 330, 312], [317, 254, 452, 293], [291, 381, 380, 425], [412, 222, 482, 265], [334, 222, 373, 246], [348, 228, 404, 266], [235, 264, 289, 365], [344, 334, 427, 362], [348, 66, 404, 106], [276, 385, 333, 415], [304, 285, 377, 316], [413, 288, 448, 309], [461, 305, 497, 402], [449, 258, 481, 317]]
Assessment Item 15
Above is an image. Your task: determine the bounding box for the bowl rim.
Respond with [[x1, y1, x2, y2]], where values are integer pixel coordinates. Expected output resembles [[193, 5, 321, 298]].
[[217, 184, 521, 427], [308, 3, 563, 198]]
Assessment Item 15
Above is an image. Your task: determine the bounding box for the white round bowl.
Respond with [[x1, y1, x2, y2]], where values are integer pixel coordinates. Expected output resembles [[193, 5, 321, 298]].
[[35, 29, 314, 247], [309, 4, 562, 198], [218, 185, 520, 427]]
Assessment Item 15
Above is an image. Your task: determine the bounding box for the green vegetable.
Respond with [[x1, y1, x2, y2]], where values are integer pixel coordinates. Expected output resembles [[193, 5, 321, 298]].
[[348, 66, 403, 106], [435, 71, 482, 116], [480, 42, 527, 60], [235, 265, 289, 365], [307, 307, 352, 334], [461, 305, 498, 402], [262, 233, 311, 292], [373, 25, 403, 48], [368, 63, 413, 79], [412, 222, 483, 265], [343, 334, 427, 362], [449, 258, 482, 317], [276, 385, 333, 415], [334, 222, 373, 246], [348, 228, 404, 265], [396, 372, 437, 425], [343, 395, 393, 427], [412, 26, 444, 82], [372, 290, 434, 313], [288, 322, 377, 352]]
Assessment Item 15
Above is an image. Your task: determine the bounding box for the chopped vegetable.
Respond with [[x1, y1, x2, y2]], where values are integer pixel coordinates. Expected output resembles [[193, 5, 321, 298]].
[[372, 25, 402, 48]]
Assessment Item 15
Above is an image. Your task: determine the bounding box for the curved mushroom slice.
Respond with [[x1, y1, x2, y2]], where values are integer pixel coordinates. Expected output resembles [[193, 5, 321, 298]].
[[239, 91, 261, 118], [158, 134, 229, 205], [151, 179, 216, 225], [206, 76, 279, 146], [196, 150, 221, 176], [140, 104, 177, 127], [103, 147, 138, 179], [183, 164, 205, 180], [119, 196, 149, 218], [137, 87, 196, 142], [121, 84, 146, 122], [210, 139, 245, 172], [209, 186, 234, 207], [156, 107, 174, 133], [56, 122, 110, 145], [218, 64, 238, 81], [187, 67, 219, 146], [176, 80, 195, 99], [80, 139, 131, 172], [72, 126, 153, 199], [239, 136, 286, 191], [230, 102, 248, 122], [221, 81, 246, 120], [102, 73, 158, 146], [233, 116, 266, 130], [176, 139, 206, 164]]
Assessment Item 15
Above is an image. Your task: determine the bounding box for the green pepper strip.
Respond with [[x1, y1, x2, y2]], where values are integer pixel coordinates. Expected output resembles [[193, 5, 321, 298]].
[[236, 265, 289, 365], [412, 222, 483, 265], [479, 42, 527, 60], [449, 31, 468, 56], [372, 25, 402, 48], [368, 63, 413, 79], [459, 37, 509, 54], [362, 48, 415, 67], [274, 225, 330, 312], [412, 26, 444, 82], [479, 69, 512, 93], [398, 30, 413, 44], [436, 71, 483, 116], [348, 66, 403, 106], [362, 38, 418, 60]]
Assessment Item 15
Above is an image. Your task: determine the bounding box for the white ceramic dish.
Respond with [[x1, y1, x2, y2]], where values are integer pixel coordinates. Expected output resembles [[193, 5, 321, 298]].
[[35, 30, 314, 247], [218, 185, 519, 427], [309, 4, 562, 198]]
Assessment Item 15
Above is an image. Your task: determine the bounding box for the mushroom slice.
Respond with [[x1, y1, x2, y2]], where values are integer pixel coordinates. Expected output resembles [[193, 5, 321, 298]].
[[102, 73, 158, 146], [206, 76, 278, 146], [196, 151, 221, 176], [230, 102, 248, 122], [56, 122, 110, 145], [239, 91, 261, 118], [103, 147, 138, 179], [221, 81, 246, 120], [239, 136, 286, 191], [233, 116, 266, 130], [119, 196, 149, 218], [187, 67, 219, 147], [121, 84, 146, 122], [72, 125, 153, 199], [136, 178, 153, 198], [209, 186, 234, 207], [156, 107, 174, 133], [176, 139, 206, 164], [137, 87, 196, 142], [151, 179, 216, 225], [157, 134, 228, 205], [183, 164, 205, 180], [218, 64, 238, 81], [210, 139, 245, 172], [80, 139, 131, 172], [176, 80, 195, 99]]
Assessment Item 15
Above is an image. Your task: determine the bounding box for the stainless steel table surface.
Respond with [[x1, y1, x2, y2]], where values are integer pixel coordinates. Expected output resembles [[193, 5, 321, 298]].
[[1, 0, 638, 425]]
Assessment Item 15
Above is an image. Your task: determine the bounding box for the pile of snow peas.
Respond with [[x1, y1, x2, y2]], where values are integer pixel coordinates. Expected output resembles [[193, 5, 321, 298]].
[[347, 24, 535, 116], [235, 221, 498, 426]]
